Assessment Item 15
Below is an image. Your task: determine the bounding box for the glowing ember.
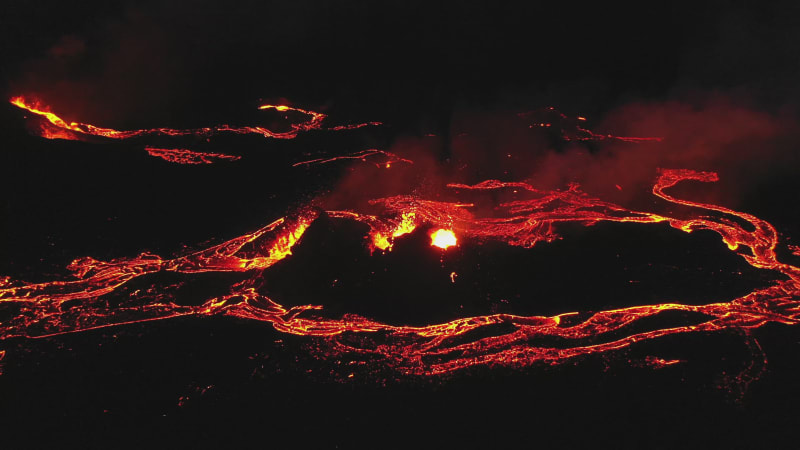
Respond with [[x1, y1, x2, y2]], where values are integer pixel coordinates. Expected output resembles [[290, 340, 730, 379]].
[[430, 229, 458, 249]]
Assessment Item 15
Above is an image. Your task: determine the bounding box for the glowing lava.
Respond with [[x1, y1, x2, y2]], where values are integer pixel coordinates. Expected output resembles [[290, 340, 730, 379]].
[[10, 96, 380, 142], [145, 147, 241, 164], [11, 96, 301, 140], [9, 95, 382, 165], [430, 229, 458, 249], [363, 212, 418, 252], [2, 99, 798, 384], [2, 167, 798, 382]]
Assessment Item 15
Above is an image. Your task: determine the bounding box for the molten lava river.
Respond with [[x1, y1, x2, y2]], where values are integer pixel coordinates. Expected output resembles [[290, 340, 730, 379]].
[[3, 96, 800, 391]]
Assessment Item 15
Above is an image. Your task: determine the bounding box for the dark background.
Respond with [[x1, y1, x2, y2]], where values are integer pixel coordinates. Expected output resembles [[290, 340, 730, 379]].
[[2, 1, 800, 448]]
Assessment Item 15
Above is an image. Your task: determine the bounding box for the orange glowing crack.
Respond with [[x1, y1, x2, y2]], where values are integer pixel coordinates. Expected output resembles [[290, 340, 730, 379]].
[[1, 169, 799, 380]]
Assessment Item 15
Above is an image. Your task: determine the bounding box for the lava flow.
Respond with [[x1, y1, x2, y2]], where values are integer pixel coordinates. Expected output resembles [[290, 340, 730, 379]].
[[9, 96, 381, 164], [1, 166, 799, 379], [10, 96, 380, 141], [145, 146, 241, 164]]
